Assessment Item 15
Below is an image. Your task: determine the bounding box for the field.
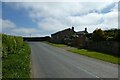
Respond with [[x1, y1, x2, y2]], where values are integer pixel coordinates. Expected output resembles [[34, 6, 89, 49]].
[[2, 34, 31, 79]]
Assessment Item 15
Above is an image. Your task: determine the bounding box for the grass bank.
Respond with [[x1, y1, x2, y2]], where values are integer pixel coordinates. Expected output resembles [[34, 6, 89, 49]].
[[2, 34, 31, 79], [45, 41, 67, 47], [68, 49, 120, 64], [46, 42, 119, 64]]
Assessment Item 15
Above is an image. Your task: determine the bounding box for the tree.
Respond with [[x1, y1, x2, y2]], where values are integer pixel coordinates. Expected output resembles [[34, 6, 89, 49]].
[[114, 29, 120, 41], [104, 29, 117, 41], [92, 28, 107, 41]]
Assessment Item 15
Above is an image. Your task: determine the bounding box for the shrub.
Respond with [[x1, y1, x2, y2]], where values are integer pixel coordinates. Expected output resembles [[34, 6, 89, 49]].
[[92, 28, 107, 41]]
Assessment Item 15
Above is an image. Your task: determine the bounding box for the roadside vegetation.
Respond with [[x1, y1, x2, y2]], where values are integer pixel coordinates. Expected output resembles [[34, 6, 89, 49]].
[[68, 49, 120, 64], [2, 34, 31, 79], [45, 41, 67, 47], [0, 34, 2, 79], [47, 42, 119, 64]]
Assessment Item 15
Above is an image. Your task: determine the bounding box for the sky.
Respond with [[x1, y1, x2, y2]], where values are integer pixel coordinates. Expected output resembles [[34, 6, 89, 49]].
[[1, 1, 119, 37]]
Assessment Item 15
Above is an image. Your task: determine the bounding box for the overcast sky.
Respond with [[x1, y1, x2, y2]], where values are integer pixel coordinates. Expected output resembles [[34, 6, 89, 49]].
[[1, 1, 119, 37]]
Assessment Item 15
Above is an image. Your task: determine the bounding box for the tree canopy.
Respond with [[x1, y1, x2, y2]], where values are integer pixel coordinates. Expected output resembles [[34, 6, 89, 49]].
[[92, 28, 107, 41]]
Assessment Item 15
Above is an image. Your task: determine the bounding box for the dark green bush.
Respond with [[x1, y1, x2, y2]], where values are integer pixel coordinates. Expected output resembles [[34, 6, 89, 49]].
[[92, 29, 107, 41]]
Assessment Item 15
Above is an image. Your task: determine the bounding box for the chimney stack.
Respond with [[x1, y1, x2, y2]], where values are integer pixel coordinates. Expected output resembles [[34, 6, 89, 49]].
[[85, 27, 87, 32], [72, 27, 74, 31]]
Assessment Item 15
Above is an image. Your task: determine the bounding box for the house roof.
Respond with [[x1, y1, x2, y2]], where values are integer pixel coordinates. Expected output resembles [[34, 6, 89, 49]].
[[76, 30, 88, 35], [51, 28, 75, 36]]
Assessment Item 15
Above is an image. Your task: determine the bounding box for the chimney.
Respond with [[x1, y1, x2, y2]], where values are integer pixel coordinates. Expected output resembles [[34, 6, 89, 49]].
[[85, 27, 87, 32], [72, 27, 74, 31]]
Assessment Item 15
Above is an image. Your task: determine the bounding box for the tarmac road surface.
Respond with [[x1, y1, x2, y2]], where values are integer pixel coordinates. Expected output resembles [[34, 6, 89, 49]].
[[29, 42, 118, 78]]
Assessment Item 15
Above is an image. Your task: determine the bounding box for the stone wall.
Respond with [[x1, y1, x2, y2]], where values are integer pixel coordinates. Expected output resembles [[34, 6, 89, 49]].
[[85, 41, 119, 56]]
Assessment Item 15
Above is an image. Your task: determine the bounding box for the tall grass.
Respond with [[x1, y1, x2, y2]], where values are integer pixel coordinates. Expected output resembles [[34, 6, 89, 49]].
[[2, 34, 31, 79]]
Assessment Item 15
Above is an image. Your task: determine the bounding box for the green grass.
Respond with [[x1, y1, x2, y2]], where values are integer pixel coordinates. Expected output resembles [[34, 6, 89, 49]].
[[2, 34, 31, 79], [68, 49, 120, 64], [45, 41, 67, 47]]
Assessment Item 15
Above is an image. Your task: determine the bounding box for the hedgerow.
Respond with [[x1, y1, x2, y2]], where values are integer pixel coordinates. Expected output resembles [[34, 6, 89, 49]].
[[2, 34, 31, 79]]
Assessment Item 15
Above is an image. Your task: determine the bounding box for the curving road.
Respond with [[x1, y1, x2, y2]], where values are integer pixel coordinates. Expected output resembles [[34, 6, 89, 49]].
[[29, 42, 118, 78]]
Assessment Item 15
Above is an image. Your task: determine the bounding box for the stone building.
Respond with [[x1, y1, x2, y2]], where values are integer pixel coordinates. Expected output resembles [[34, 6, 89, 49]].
[[71, 28, 89, 47], [51, 27, 91, 48], [51, 27, 75, 44]]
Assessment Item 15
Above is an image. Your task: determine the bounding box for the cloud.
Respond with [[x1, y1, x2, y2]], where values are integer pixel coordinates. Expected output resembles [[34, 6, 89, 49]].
[[103, 11, 118, 27], [98, 11, 118, 27], [15, 2, 118, 33], [18, 2, 114, 18], [2, 19, 44, 36], [12, 28, 38, 35], [66, 13, 103, 26], [0, 19, 2, 33], [38, 18, 68, 32], [2, 0, 119, 2], [3, 2, 118, 36], [2, 19, 16, 29], [2, 19, 16, 34]]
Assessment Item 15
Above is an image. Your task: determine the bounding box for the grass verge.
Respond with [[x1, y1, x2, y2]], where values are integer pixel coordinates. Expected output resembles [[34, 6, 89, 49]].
[[2, 34, 31, 79], [45, 41, 67, 47], [68, 49, 120, 64]]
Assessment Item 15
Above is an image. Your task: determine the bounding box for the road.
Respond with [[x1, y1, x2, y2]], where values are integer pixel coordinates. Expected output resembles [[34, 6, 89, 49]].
[[29, 42, 118, 78]]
